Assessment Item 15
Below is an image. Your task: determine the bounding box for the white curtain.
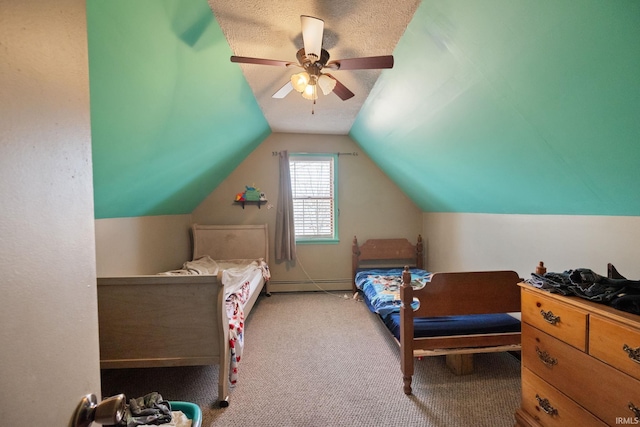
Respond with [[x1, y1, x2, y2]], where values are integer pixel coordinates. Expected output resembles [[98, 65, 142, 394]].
[[275, 151, 296, 262]]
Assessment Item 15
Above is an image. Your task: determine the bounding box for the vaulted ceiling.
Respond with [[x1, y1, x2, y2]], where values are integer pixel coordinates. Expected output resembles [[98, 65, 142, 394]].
[[208, 0, 420, 134], [87, 0, 640, 219]]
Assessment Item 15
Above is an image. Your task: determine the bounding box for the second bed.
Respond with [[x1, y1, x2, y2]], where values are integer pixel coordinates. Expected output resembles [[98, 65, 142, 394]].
[[352, 235, 521, 394]]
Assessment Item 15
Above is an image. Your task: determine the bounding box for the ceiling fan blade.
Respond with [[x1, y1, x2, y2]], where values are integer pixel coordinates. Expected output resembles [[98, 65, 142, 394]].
[[231, 56, 294, 67], [300, 15, 324, 61], [272, 81, 294, 99], [326, 55, 394, 71], [324, 74, 354, 101]]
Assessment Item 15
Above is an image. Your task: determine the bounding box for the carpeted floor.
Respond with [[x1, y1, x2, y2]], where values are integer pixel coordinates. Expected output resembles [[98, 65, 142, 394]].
[[102, 291, 522, 426]]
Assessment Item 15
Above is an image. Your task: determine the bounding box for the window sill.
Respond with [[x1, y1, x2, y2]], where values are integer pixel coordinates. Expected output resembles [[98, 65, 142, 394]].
[[295, 238, 339, 245]]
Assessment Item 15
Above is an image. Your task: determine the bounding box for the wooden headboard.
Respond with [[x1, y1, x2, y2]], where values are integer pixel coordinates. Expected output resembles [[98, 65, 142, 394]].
[[192, 224, 269, 263], [351, 235, 424, 292]]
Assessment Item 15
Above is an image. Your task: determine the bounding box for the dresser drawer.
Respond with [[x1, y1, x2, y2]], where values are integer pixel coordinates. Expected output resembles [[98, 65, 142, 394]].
[[590, 315, 640, 382], [521, 288, 588, 351], [521, 367, 606, 427], [522, 323, 640, 425]]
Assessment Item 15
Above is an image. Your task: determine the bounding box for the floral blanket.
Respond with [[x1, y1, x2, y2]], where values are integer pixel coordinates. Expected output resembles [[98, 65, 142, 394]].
[[355, 268, 431, 319], [220, 259, 270, 386], [159, 257, 271, 386], [225, 280, 250, 387]]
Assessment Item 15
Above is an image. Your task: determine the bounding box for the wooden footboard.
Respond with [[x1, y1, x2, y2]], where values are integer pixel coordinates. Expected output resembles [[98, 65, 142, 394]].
[[400, 267, 521, 394], [98, 275, 228, 368], [98, 275, 232, 405]]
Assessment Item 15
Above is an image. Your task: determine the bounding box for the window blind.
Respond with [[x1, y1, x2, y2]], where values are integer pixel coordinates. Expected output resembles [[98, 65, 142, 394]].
[[289, 156, 334, 239]]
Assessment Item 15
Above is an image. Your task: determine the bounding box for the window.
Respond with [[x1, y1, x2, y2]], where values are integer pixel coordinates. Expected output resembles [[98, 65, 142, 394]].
[[289, 153, 338, 243]]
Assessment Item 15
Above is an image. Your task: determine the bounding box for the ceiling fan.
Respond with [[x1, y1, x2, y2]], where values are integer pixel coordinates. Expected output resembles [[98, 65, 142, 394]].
[[230, 15, 394, 102]]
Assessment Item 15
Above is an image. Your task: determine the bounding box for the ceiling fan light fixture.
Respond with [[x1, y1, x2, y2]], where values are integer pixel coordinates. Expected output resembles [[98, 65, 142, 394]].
[[317, 74, 336, 95], [291, 72, 310, 92], [231, 16, 395, 105], [301, 83, 318, 100]]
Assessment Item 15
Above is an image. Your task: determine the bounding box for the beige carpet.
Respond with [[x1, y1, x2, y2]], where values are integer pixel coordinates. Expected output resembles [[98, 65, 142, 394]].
[[102, 291, 522, 426]]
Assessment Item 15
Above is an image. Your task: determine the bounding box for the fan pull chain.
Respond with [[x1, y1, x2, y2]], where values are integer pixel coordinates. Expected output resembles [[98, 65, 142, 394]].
[[312, 99, 315, 115]]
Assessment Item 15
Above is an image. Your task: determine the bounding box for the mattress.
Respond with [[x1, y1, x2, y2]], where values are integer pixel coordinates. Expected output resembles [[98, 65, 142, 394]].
[[357, 268, 520, 340], [383, 311, 521, 340]]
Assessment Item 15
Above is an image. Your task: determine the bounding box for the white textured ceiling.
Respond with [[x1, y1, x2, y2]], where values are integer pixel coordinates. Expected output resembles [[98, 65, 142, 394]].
[[208, 0, 420, 135]]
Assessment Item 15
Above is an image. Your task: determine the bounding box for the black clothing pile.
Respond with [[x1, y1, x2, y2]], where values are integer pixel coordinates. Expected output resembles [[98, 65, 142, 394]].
[[123, 392, 172, 427], [527, 263, 640, 315]]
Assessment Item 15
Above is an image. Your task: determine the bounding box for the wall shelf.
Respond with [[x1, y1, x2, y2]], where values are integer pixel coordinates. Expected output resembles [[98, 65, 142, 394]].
[[234, 200, 267, 209]]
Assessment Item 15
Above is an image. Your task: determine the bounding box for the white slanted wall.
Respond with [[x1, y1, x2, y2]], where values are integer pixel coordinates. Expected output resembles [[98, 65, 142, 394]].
[[423, 213, 640, 280]]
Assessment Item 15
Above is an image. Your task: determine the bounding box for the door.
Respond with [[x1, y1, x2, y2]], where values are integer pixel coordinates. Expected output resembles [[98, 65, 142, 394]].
[[0, 1, 102, 426]]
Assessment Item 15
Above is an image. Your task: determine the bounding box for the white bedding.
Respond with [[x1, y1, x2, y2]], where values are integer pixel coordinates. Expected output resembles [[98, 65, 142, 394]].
[[159, 256, 269, 306], [158, 256, 220, 276], [217, 259, 265, 300]]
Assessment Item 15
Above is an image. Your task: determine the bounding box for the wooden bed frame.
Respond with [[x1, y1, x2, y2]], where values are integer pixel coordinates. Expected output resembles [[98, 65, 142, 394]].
[[352, 235, 521, 395], [97, 224, 269, 407]]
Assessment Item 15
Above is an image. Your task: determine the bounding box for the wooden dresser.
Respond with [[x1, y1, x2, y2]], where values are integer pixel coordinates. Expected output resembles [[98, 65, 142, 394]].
[[515, 283, 640, 427]]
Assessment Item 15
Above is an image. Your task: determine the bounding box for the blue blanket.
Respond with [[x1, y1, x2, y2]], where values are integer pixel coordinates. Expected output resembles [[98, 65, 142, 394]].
[[355, 268, 432, 319]]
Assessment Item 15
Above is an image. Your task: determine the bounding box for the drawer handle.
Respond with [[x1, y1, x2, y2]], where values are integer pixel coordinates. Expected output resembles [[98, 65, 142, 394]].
[[535, 394, 558, 416], [536, 346, 557, 367], [629, 402, 640, 418], [540, 309, 561, 325], [623, 344, 640, 364]]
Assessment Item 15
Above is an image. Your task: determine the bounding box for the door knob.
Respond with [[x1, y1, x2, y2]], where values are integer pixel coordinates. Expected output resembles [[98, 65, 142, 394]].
[[72, 393, 126, 427]]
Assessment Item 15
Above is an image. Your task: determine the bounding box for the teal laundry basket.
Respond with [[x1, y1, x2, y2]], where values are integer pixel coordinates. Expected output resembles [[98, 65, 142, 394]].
[[169, 401, 202, 427]]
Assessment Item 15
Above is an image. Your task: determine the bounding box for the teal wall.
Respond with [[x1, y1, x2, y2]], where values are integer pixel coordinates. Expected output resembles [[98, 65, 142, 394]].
[[351, 0, 640, 215], [88, 0, 640, 218], [87, 0, 269, 218]]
